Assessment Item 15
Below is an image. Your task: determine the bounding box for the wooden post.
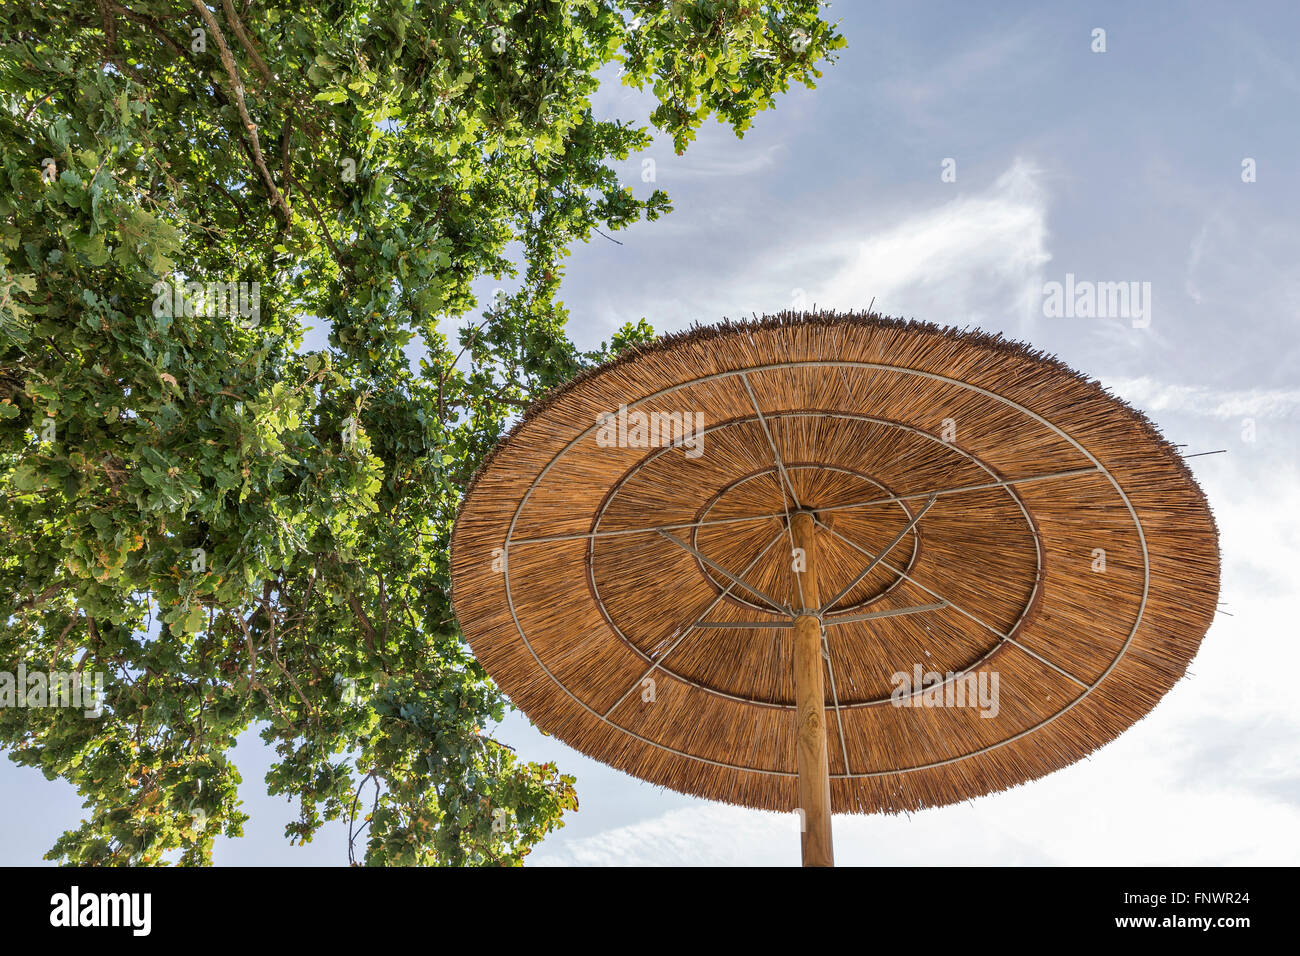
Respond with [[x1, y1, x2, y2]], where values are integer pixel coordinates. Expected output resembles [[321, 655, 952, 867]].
[[790, 510, 833, 867]]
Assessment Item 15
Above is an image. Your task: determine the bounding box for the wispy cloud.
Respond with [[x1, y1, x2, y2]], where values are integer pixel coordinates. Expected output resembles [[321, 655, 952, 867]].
[[592, 157, 1053, 336], [663, 142, 786, 180], [805, 158, 1051, 326], [1107, 377, 1300, 418], [873, 20, 1043, 129], [532, 716, 1300, 865]]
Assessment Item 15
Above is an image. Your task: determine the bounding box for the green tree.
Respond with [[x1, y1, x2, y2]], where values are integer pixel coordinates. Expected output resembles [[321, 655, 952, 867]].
[[0, 0, 842, 865]]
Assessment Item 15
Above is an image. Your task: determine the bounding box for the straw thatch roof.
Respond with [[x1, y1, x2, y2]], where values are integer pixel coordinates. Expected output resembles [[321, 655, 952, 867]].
[[451, 312, 1220, 814]]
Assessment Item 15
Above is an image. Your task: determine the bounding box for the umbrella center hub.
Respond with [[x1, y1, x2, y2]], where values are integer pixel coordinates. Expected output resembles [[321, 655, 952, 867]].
[[690, 464, 921, 616]]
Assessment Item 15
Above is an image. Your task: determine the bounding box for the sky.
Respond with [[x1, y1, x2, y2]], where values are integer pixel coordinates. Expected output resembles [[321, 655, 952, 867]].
[[3, 0, 1298, 866]]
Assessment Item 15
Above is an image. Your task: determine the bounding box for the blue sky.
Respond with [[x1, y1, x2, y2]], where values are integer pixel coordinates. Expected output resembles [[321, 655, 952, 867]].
[[4, 1, 1298, 865]]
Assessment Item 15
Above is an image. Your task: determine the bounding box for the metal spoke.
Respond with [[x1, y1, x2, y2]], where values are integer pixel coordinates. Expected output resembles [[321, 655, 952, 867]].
[[602, 531, 786, 717], [822, 602, 949, 626], [821, 494, 936, 611], [740, 371, 801, 510], [698, 602, 950, 628], [815, 517, 1089, 689], [657, 530, 792, 616], [696, 620, 794, 629], [821, 624, 853, 776], [811, 466, 1099, 520], [740, 371, 806, 612], [506, 465, 1099, 545], [511, 511, 781, 545]]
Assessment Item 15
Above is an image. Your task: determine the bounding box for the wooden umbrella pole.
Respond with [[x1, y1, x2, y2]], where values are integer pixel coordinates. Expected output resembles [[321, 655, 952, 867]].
[[790, 510, 834, 867]]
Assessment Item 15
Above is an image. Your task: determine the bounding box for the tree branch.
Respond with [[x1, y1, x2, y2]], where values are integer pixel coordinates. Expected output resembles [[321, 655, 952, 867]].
[[346, 594, 377, 653], [188, 0, 292, 224], [13, 581, 68, 614], [219, 0, 273, 87]]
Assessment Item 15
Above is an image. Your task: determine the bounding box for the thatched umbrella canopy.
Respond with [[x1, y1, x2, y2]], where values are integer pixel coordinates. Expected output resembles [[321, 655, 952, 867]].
[[451, 312, 1219, 865]]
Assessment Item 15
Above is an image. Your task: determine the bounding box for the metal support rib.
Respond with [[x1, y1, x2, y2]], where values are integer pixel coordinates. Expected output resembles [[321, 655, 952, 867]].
[[815, 517, 1089, 689], [507, 466, 1099, 545], [697, 620, 794, 629], [740, 372, 801, 510], [699, 603, 948, 629], [740, 371, 806, 612], [821, 622, 853, 777], [821, 494, 936, 611], [657, 530, 792, 615], [821, 602, 949, 625], [603, 531, 786, 718]]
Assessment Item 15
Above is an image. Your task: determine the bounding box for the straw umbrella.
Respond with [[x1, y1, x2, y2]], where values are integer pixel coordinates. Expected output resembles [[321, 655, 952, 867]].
[[451, 312, 1220, 866]]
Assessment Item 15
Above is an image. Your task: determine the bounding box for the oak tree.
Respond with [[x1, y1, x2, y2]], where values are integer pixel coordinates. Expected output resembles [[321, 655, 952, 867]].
[[0, 0, 842, 864]]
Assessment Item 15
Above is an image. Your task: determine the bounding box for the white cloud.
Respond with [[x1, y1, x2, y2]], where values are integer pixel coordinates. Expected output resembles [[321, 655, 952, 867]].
[[1106, 377, 1300, 419], [663, 142, 786, 180], [1181, 210, 1300, 341], [532, 720, 1300, 866], [805, 158, 1051, 327], [593, 157, 1054, 336]]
